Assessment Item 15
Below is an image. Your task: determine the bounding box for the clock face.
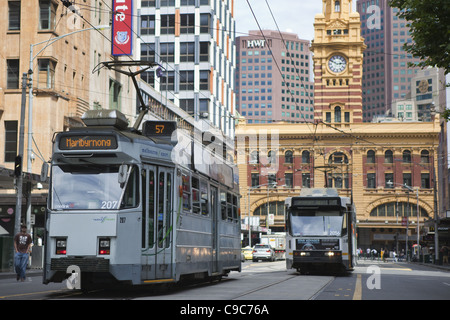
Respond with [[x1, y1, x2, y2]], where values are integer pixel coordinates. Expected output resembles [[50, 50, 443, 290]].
[[328, 55, 347, 73], [418, 80, 428, 93]]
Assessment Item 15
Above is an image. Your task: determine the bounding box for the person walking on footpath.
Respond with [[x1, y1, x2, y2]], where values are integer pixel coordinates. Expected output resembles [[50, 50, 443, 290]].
[[14, 225, 32, 282]]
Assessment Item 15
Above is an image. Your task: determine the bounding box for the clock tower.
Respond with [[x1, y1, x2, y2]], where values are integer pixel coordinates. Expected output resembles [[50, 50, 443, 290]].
[[311, 0, 366, 124]]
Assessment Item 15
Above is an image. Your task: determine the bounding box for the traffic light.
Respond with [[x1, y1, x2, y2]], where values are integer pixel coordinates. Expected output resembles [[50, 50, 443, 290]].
[[14, 155, 22, 177]]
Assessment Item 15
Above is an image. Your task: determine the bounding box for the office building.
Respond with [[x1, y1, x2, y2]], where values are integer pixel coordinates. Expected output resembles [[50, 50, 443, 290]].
[[138, 0, 237, 139], [235, 30, 314, 124]]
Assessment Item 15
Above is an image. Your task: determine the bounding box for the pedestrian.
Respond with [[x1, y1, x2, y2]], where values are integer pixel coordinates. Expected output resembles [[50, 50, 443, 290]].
[[14, 225, 32, 282], [366, 248, 371, 260], [380, 248, 384, 262], [442, 246, 449, 265]]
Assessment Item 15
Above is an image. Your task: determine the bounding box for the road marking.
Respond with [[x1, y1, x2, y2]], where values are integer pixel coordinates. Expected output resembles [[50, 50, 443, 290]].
[[0, 289, 63, 299], [353, 274, 362, 300]]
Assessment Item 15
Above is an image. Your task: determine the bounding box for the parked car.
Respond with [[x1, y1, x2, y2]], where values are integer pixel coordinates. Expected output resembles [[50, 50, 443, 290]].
[[252, 244, 275, 262], [241, 247, 253, 260]]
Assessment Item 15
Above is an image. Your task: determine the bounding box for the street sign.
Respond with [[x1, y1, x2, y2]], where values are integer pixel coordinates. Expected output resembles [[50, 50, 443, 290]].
[[402, 217, 408, 226]]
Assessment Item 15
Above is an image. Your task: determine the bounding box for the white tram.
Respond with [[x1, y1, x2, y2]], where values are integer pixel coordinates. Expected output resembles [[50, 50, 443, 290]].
[[285, 188, 356, 274], [43, 110, 241, 289]]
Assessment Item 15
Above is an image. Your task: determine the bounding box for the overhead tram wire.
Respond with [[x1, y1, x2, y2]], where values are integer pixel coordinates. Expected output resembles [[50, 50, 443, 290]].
[[245, 0, 316, 131], [61, 0, 240, 135]]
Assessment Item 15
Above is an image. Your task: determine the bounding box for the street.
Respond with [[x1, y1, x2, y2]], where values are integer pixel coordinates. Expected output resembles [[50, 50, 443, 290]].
[[1, 259, 449, 302]]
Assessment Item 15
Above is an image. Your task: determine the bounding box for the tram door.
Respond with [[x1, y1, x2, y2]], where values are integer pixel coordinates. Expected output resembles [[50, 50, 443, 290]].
[[141, 165, 173, 280], [211, 186, 219, 273]]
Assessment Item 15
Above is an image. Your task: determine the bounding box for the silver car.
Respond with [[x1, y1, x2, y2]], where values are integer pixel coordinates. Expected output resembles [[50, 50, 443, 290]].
[[252, 244, 275, 262]]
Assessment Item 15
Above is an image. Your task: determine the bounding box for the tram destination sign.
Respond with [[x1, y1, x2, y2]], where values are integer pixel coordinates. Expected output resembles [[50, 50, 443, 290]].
[[59, 135, 118, 150], [292, 198, 340, 206]]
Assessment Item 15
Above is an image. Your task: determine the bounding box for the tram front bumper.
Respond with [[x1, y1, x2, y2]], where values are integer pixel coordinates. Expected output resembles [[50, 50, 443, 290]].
[[293, 250, 342, 265]]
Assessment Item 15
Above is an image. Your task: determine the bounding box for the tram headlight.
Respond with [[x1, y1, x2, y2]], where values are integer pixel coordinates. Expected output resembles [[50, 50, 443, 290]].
[[56, 238, 67, 255], [325, 251, 335, 256], [98, 238, 111, 255], [300, 252, 310, 256]]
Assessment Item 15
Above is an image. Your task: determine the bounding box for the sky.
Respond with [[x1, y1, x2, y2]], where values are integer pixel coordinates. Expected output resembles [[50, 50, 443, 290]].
[[234, 0, 357, 41]]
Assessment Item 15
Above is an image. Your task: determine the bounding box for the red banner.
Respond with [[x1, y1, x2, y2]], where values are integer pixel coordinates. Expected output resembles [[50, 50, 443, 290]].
[[112, 0, 133, 56]]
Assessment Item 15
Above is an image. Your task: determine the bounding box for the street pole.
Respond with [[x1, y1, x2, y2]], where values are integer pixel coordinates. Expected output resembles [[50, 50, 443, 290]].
[[14, 73, 30, 239]]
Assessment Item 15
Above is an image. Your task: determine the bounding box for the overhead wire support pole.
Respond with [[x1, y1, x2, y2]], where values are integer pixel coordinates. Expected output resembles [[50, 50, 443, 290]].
[[14, 72, 32, 240]]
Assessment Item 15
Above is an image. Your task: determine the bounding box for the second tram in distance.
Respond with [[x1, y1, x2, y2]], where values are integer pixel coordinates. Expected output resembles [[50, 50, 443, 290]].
[[285, 188, 356, 274]]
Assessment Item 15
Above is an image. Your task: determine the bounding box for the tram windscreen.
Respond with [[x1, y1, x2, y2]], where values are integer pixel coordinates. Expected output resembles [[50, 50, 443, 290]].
[[50, 164, 138, 210], [289, 210, 344, 237]]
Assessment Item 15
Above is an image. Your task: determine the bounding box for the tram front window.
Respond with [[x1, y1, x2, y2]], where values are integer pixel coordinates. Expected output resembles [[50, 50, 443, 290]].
[[51, 164, 138, 210], [289, 211, 344, 237]]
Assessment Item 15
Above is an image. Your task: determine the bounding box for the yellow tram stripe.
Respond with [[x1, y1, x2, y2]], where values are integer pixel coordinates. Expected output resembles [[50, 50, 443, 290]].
[[143, 278, 176, 284]]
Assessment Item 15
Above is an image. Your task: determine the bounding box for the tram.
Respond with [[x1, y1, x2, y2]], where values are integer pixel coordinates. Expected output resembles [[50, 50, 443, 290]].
[[285, 188, 356, 274], [43, 109, 241, 290]]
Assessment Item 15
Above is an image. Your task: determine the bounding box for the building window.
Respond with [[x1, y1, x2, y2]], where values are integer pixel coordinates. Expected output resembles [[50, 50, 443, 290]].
[[180, 14, 195, 34], [402, 150, 411, 163], [367, 150, 375, 164], [7, 59, 20, 89], [109, 79, 122, 110], [403, 173, 412, 187], [161, 0, 175, 6], [179, 71, 194, 90], [334, 106, 341, 122], [251, 173, 260, 187], [420, 150, 429, 163], [268, 151, 276, 165], [200, 14, 211, 34], [367, 173, 376, 188], [301, 150, 310, 164], [160, 43, 175, 63], [37, 59, 56, 89], [8, 1, 20, 30], [199, 42, 209, 62], [421, 173, 430, 189], [335, 1, 341, 12], [141, 43, 155, 62], [250, 151, 259, 164], [268, 173, 277, 186], [39, 0, 57, 31], [141, 15, 155, 35], [199, 70, 209, 90], [384, 150, 393, 163], [284, 150, 293, 164], [285, 173, 293, 188], [302, 173, 310, 188], [4, 121, 18, 162], [179, 99, 194, 115], [160, 71, 175, 91], [180, 42, 195, 62], [385, 173, 394, 188], [160, 14, 175, 35]]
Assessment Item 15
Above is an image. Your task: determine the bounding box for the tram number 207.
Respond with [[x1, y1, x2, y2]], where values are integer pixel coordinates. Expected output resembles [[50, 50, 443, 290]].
[[101, 201, 119, 209], [224, 305, 269, 315]]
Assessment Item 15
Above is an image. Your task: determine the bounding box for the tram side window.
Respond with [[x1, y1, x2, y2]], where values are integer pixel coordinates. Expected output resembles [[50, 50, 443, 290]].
[[121, 166, 139, 209], [182, 173, 191, 212], [192, 177, 200, 214], [227, 193, 233, 221], [200, 180, 209, 216], [233, 195, 238, 221], [220, 191, 227, 220]]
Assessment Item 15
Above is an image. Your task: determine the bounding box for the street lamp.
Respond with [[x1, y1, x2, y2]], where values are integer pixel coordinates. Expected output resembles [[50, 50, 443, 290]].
[[16, 25, 111, 235], [403, 184, 420, 260], [247, 182, 277, 246], [387, 181, 421, 261]]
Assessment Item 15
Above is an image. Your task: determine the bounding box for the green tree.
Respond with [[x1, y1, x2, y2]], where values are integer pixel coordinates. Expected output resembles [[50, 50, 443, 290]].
[[389, 0, 450, 120]]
